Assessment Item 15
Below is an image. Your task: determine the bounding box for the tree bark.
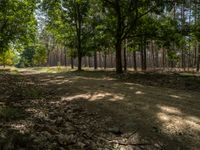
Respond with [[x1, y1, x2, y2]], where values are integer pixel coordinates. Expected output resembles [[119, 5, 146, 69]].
[[197, 44, 200, 72], [76, 3, 82, 71], [123, 39, 127, 71], [116, 40, 123, 73], [94, 50, 97, 69], [71, 57, 74, 69], [143, 40, 147, 71], [115, 0, 123, 74], [133, 51, 137, 71], [104, 51, 107, 69], [64, 48, 67, 66]]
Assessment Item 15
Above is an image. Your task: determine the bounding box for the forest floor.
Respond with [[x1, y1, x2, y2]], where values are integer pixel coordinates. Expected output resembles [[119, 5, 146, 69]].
[[0, 67, 200, 150]]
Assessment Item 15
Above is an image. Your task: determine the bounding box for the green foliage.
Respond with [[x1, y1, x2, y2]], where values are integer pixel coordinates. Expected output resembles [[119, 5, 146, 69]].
[[17, 47, 35, 68], [0, 0, 37, 53], [0, 50, 16, 66], [34, 45, 47, 66], [17, 44, 47, 68]]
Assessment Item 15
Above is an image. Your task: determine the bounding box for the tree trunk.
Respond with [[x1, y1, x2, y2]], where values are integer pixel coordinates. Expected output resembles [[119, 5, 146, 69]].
[[197, 44, 200, 72], [76, 3, 82, 71], [71, 57, 74, 69], [104, 51, 107, 69], [140, 38, 147, 71], [151, 41, 155, 69], [123, 39, 127, 71], [77, 39, 82, 71], [133, 51, 137, 71], [116, 40, 123, 73], [99, 52, 102, 68], [88, 57, 91, 68], [64, 48, 67, 66], [94, 50, 97, 69], [143, 40, 147, 71], [162, 48, 165, 70], [115, 0, 123, 74]]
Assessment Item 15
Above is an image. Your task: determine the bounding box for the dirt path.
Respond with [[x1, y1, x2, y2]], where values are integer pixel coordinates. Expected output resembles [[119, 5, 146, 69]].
[[0, 70, 200, 150]]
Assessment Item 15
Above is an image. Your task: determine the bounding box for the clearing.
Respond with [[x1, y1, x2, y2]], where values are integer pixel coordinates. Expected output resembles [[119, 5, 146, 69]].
[[0, 68, 200, 150]]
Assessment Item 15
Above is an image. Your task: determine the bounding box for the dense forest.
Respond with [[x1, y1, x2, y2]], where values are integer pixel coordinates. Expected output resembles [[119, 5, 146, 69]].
[[0, 0, 200, 73], [1, 0, 200, 150]]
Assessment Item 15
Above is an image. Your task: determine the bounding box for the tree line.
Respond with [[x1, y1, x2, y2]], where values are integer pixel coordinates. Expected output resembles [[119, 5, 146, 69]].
[[0, 0, 200, 73]]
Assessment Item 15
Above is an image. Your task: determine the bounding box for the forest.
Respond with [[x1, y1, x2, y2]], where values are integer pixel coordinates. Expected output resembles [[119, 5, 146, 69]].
[[0, 0, 200, 150]]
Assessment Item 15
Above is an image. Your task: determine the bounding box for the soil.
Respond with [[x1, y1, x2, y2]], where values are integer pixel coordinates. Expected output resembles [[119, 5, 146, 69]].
[[0, 68, 200, 150]]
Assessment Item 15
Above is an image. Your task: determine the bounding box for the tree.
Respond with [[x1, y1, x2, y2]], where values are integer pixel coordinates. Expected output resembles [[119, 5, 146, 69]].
[[101, 0, 164, 73], [0, 50, 15, 67], [34, 44, 47, 66], [0, 0, 36, 54]]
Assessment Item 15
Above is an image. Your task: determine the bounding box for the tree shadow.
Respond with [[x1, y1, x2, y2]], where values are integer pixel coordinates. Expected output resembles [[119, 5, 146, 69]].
[[0, 71, 200, 149]]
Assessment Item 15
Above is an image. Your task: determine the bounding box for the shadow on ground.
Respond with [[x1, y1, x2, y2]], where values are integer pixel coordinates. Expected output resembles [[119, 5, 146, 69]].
[[0, 70, 200, 150]]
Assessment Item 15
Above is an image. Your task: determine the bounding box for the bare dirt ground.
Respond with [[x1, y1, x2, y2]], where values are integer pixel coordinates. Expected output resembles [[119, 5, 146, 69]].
[[0, 68, 200, 150]]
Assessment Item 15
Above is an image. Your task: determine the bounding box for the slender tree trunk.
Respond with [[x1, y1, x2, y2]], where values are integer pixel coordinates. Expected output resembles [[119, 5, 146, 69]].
[[104, 51, 107, 69], [77, 37, 82, 71], [64, 48, 67, 66], [140, 46, 144, 71], [88, 57, 91, 68], [71, 57, 74, 69], [151, 41, 155, 69], [76, 3, 82, 71], [94, 50, 97, 69], [123, 39, 127, 71], [194, 45, 197, 66], [133, 51, 137, 71], [162, 48, 165, 70], [143, 39, 147, 71], [115, 0, 123, 74], [110, 53, 113, 68], [99, 51, 102, 68], [197, 44, 200, 72], [181, 2, 185, 71], [140, 38, 147, 71]]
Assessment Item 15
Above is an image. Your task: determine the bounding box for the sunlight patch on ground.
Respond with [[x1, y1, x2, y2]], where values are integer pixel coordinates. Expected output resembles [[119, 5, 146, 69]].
[[90, 92, 113, 101], [135, 91, 145, 95], [159, 105, 182, 115], [125, 82, 144, 87], [61, 92, 124, 102], [44, 79, 72, 85], [157, 105, 200, 134], [10, 121, 32, 134], [26, 108, 48, 120], [61, 94, 91, 101], [169, 95, 182, 99]]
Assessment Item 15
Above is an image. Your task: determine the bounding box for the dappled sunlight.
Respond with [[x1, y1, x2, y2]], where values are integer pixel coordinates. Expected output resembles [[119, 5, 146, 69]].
[[169, 95, 182, 99], [26, 108, 49, 120], [158, 105, 182, 115], [135, 91, 145, 95], [10, 121, 32, 134], [45, 79, 72, 85], [90, 92, 113, 101], [61, 94, 91, 101], [157, 105, 200, 135], [61, 92, 124, 102], [125, 82, 144, 87], [109, 94, 124, 101], [75, 76, 116, 81]]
